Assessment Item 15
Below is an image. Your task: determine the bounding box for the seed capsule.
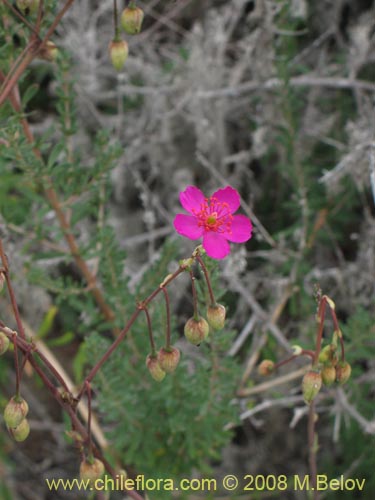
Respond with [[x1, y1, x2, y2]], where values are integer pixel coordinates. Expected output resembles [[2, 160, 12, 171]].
[[4, 396, 29, 428], [184, 316, 209, 345], [321, 365, 336, 386], [121, 4, 144, 35], [258, 359, 275, 376], [146, 354, 166, 382], [206, 304, 226, 330], [158, 347, 180, 373], [302, 370, 322, 404], [80, 458, 105, 482], [336, 361, 351, 385], [109, 39, 129, 71], [8, 418, 30, 442]]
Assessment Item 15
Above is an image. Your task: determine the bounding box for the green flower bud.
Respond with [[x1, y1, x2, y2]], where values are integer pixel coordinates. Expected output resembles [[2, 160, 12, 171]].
[[121, 4, 144, 35], [321, 364, 336, 386], [318, 344, 337, 364], [158, 347, 180, 373], [206, 304, 226, 330], [38, 41, 59, 62], [4, 396, 29, 428], [146, 354, 166, 382], [184, 316, 209, 345], [0, 331, 10, 355], [80, 457, 105, 483], [336, 361, 351, 385], [258, 359, 275, 376], [302, 370, 322, 404], [8, 418, 30, 442], [16, 0, 39, 14], [109, 39, 129, 71]]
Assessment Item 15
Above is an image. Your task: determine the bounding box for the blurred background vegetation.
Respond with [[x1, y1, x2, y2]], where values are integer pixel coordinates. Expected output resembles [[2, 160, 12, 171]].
[[0, 0, 374, 498]]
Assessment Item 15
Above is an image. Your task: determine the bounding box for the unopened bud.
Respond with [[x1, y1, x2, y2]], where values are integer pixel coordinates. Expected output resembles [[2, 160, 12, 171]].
[[206, 304, 226, 330], [336, 361, 351, 385], [39, 41, 59, 62], [158, 347, 180, 373], [258, 359, 275, 376], [8, 418, 30, 442], [302, 370, 322, 404], [4, 396, 29, 428], [321, 365, 336, 386], [121, 4, 144, 35], [292, 345, 303, 355], [80, 457, 105, 483], [117, 469, 128, 480], [16, 0, 39, 14], [0, 331, 10, 355], [109, 39, 129, 71], [184, 316, 209, 345], [318, 344, 336, 364], [146, 354, 166, 382]]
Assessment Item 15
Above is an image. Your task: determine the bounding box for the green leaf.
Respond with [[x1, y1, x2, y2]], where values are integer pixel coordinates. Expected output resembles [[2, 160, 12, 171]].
[[47, 142, 66, 168], [37, 306, 59, 339], [21, 84, 40, 107], [47, 331, 74, 347]]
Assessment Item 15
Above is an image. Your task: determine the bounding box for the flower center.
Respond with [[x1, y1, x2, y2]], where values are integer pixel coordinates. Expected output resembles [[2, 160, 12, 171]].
[[193, 197, 233, 233]]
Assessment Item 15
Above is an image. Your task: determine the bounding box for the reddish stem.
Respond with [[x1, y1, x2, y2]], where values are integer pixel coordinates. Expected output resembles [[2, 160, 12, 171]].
[[308, 401, 319, 500], [189, 270, 199, 319], [143, 306, 156, 354], [162, 286, 171, 348], [0, 240, 27, 339], [196, 254, 216, 306], [313, 297, 327, 366]]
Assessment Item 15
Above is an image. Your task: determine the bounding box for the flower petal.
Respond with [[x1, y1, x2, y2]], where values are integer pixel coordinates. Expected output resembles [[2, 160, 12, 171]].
[[174, 214, 203, 240], [211, 186, 240, 214], [203, 232, 230, 259], [179, 186, 205, 214], [223, 214, 253, 242]]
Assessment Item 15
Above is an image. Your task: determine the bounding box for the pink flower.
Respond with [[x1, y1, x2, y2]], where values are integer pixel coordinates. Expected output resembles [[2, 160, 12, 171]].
[[173, 186, 252, 259]]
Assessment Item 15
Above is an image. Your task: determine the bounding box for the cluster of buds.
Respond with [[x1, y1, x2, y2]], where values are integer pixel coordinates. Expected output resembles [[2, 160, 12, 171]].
[[4, 395, 30, 442], [318, 342, 351, 387], [109, 2, 144, 71], [146, 347, 180, 382], [184, 303, 226, 346], [258, 321, 352, 406]]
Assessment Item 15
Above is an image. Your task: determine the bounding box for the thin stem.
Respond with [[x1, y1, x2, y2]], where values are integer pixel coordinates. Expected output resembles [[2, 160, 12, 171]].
[[143, 306, 156, 354], [76, 262, 187, 399], [1, 0, 38, 34], [1, 80, 120, 338], [196, 254, 216, 306], [35, 0, 44, 31], [85, 381, 93, 456], [161, 286, 171, 349], [189, 270, 199, 319], [313, 297, 327, 367], [113, 0, 120, 39], [12, 333, 21, 397], [0, 326, 71, 393], [41, 0, 76, 45], [329, 307, 346, 362], [308, 401, 319, 500], [0, 239, 27, 339], [273, 350, 315, 371]]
